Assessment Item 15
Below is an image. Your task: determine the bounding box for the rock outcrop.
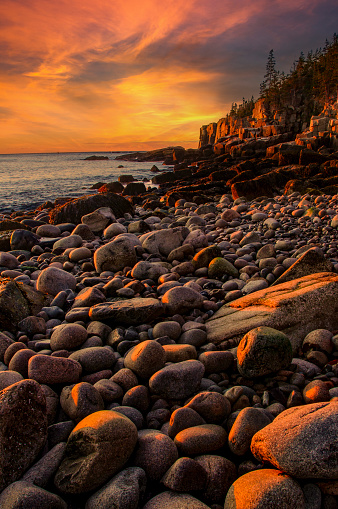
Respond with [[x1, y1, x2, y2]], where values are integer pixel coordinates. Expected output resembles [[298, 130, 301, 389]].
[[205, 272, 338, 352]]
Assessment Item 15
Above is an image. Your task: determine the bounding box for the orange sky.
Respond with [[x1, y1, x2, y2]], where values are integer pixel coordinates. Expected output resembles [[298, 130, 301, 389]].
[[0, 0, 337, 153]]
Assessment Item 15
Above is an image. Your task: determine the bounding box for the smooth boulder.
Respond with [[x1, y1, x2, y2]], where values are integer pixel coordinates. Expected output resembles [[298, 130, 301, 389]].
[[0, 380, 47, 491], [237, 327, 293, 377], [54, 410, 138, 493], [94, 236, 137, 273], [224, 469, 305, 508], [251, 400, 338, 478]]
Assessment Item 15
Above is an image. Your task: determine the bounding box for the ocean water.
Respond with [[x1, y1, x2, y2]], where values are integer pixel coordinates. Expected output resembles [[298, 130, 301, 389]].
[[0, 152, 171, 213]]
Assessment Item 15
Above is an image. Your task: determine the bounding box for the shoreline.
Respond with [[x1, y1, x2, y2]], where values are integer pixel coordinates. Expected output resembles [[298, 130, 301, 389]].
[[0, 141, 338, 506]]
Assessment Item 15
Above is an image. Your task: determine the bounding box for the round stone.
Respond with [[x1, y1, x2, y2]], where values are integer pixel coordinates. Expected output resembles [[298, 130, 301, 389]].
[[36, 267, 76, 296], [149, 360, 205, 400], [184, 391, 231, 424], [54, 410, 138, 494], [302, 329, 334, 355], [224, 469, 305, 508], [28, 355, 82, 385], [161, 457, 207, 491], [60, 382, 104, 422], [303, 380, 330, 404], [68, 247, 92, 263], [94, 237, 137, 273], [228, 407, 271, 456], [0, 380, 47, 492], [153, 321, 181, 340], [133, 429, 178, 481], [0, 481, 67, 509], [50, 323, 88, 351], [124, 340, 166, 379], [161, 286, 204, 315], [251, 400, 338, 479], [68, 346, 115, 374], [198, 351, 234, 373], [36, 224, 62, 237], [195, 454, 237, 505], [168, 407, 206, 439], [174, 424, 227, 455], [237, 327, 293, 377], [53, 235, 83, 250], [163, 344, 197, 362], [208, 257, 238, 278], [143, 491, 210, 509], [85, 467, 146, 509], [0, 370, 23, 391]]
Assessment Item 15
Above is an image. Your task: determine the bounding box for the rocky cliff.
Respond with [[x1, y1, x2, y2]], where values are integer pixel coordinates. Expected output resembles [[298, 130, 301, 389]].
[[199, 99, 338, 156]]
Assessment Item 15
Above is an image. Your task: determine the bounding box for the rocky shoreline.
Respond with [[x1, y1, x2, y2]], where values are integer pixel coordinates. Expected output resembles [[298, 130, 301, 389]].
[[1, 136, 338, 508]]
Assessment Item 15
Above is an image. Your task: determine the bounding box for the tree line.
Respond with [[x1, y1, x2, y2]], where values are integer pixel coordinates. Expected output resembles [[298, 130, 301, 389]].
[[228, 34, 338, 121]]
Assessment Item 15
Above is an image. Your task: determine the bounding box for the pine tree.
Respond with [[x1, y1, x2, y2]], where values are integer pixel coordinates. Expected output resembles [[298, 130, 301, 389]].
[[259, 49, 280, 103]]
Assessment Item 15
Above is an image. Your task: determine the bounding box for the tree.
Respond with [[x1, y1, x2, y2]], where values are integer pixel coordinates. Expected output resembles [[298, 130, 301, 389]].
[[259, 49, 281, 110], [259, 49, 280, 104]]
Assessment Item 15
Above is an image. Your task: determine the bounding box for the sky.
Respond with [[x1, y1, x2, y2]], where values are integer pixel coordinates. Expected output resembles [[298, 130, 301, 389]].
[[0, 0, 337, 154]]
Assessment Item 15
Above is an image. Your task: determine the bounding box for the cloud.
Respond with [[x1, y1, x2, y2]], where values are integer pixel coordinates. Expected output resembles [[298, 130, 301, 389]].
[[0, 0, 337, 153]]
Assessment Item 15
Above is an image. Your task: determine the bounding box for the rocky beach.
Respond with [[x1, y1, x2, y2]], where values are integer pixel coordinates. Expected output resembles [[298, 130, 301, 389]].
[[1, 106, 338, 508]]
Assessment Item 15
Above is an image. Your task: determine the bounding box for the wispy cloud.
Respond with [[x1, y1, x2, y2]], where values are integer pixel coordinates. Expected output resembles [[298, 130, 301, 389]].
[[0, 0, 337, 152]]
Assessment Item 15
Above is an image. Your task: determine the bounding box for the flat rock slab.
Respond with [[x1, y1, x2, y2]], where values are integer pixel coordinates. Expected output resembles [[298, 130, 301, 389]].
[[89, 297, 164, 325], [205, 272, 338, 352]]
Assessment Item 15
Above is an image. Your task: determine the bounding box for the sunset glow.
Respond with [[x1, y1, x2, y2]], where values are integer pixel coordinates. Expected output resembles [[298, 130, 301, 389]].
[[1, 0, 337, 153]]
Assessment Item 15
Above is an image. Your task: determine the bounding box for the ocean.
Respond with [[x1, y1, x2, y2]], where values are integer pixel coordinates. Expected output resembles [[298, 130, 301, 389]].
[[0, 152, 171, 214]]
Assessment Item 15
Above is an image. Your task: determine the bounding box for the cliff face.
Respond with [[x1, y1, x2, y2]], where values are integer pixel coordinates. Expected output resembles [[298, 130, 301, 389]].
[[199, 98, 338, 153]]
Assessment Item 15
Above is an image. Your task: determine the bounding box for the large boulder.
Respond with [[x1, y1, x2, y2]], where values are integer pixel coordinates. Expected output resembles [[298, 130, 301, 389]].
[[0, 380, 48, 491], [251, 400, 338, 479], [49, 193, 134, 225], [205, 272, 338, 352], [54, 410, 138, 494], [0, 278, 48, 333]]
